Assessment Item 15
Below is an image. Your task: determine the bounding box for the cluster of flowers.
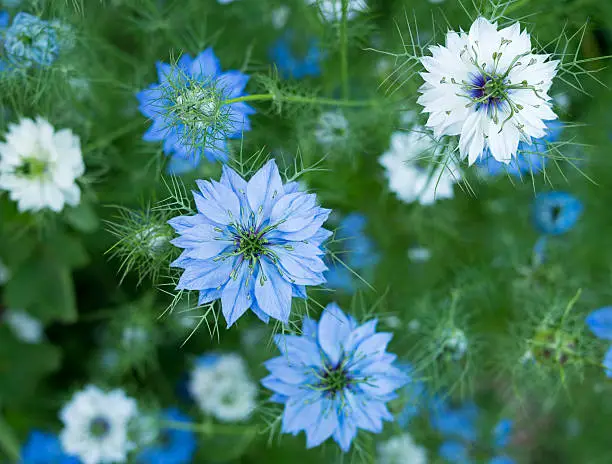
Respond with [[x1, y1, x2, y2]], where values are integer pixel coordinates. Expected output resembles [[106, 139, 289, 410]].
[[1, 2, 609, 463]]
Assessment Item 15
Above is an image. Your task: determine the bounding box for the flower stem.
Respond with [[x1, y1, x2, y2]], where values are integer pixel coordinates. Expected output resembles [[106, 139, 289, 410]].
[[164, 419, 258, 436], [0, 415, 20, 461], [340, 0, 350, 100], [223, 93, 377, 108]]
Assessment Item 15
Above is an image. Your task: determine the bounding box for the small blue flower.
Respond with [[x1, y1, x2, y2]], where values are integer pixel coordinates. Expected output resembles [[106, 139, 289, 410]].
[[432, 398, 515, 464], [325, 213, 379, 293], [262, 302, 409, 452], [20, 431, 79, 464], [0, 11, 10, 29], [169, 159, 331, 327], [477, 121, 563, 177], [586, 307, 612, 377], [4, 13, 59, 68], [532, 192, 583, 236], [136, 48, 255, 173], [137, 408, 197, 464], [269, 32, 323, 79]]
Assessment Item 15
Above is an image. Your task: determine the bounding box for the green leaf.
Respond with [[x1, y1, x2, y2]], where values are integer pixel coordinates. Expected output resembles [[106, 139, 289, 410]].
[[0, 328, 61, 405], [64, 202, 99, 233], [4, 259, 77, 324]]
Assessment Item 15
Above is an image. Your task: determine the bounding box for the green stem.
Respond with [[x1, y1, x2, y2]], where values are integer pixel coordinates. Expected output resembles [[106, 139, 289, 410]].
[[0, 415, 20, 461], [340, 0, 349, 100], [164, 420, 258, 436], [223, 93, 377, 108]]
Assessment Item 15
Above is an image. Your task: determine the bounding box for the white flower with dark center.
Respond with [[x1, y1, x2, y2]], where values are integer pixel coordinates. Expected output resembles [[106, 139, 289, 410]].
[[418, 17, 558, 165], [314, 110, 349, 147], [188, 353, 257, 422], [3, 309, 43, 343], [0, 117, 84, 212], [60, 385, 138, 464], [378, 433, 428, 464], [307, 0, 367, 21], [379, 129, 460, 205]]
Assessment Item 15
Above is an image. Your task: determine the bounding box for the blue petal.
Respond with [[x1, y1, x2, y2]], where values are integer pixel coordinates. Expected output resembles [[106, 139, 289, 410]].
[[175, 257, 234, 291], [156, 61, 174, 83], [302, 317, 318, 338], [281, 391, 324, 434], [333, 413, 357, 452], [269, 192, 317, 232], [166, 155, 201, 175], [292, 284, 308, 299], [304, 400, 338, 449], [254, 259, 293, 323], [220, 164, 248, 196], [250, 299, 271, 323], [221, 260, 254, 327], [493, 418, 513, 448], [168, 214, 210, 234], [190, 47, 221, 79], [199, 288, 222, 305], [272, 334, 321, 367], [586, 307, 612, 340], [317, 302, 353, 366], [193, 180, 242, 225], [143, 118, 168, 142], [216, 71, 250, 98], [271, 245, 326, 285], [489, 456, 516, 464], [246, 159, 284, 224]]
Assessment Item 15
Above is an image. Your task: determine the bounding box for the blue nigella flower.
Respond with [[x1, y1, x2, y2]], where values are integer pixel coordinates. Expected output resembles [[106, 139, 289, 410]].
[[585, 307, 612, 377], [432, 399, 515, 464], [532, 192, 583, 236], [261, 302, 409, 452], [137, 408, 197, 464], [20, 431, 79, 464], [3, 13, 59, 68], [269, 32, 323, 79], [168, 159, 331, 327], [477, 120, 563, 177], [325, 213, 379, 293], [136, 47, 255, 174]]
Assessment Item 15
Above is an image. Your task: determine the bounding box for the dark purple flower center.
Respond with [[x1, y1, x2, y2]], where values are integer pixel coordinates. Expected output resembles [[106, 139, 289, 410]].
[[468, 73, 508, 111], [89, 416, 111, 439]]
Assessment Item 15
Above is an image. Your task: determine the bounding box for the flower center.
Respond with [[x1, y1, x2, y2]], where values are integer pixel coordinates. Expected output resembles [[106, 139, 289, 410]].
[[89, 417, 111, 439], [174, 87, 220, 130], [15, 157, 48, 178], [320, 364, 351, 395], [234, 227, 268, 263], [468, 73, 508, 110]]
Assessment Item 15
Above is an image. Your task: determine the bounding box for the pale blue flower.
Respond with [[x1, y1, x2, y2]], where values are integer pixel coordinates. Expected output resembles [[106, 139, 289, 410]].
[[136, 48, 255, 174], [4, 13, 59, 68], [169, 160, 331, 326], [262, 303, 409, 452]]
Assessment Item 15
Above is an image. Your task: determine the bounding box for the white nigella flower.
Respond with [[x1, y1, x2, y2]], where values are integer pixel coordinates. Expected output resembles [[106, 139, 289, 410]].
[[379, 129, 460, 205], [60, 385, 138, 464], [417, 17, 558, 165], [378, 433, 428, 464], [3, 309, 43, 344], [307, 0, 367, 21], [0, 117, 85, 213], [314, 110, 350, 147], [188, 353, 257, 422], [0, 259, 9, 284]]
